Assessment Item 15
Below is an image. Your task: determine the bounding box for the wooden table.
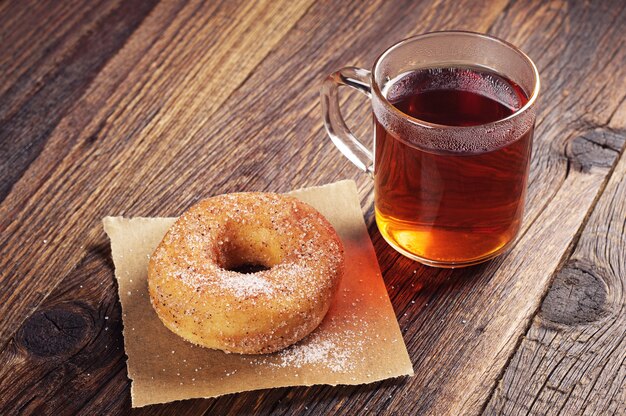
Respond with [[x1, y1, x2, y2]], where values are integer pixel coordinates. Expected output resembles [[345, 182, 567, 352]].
[[1, 0, 625, 414]]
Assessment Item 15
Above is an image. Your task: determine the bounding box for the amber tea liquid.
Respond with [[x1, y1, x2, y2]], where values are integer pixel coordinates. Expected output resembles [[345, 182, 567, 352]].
[[374, 66, 532, 266]]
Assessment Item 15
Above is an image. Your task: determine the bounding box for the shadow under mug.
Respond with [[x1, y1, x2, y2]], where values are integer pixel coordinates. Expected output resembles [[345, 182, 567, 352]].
[[321, 31, 540, 268]]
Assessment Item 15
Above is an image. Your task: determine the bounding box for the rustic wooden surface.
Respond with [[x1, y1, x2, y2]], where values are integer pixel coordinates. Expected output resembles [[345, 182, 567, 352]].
[[0, 0, 625, 415]]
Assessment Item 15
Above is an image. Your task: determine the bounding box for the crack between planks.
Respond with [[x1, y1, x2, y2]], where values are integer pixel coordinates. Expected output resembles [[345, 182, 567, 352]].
[[524, 332, 576, 415], [15, 392, 39, 415], [578, 330, 626, 415], [2, 361, 63, 412], [605, 93, 626, 127], [602, 354, 626, 415]]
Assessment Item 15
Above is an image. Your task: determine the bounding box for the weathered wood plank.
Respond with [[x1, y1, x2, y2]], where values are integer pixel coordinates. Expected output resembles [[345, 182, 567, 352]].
[[290, 0, 626, 415], [0, 0, 316, 414], [384, 1, 626, 414], [0, 0, 314, 348], [484, 135, 626, 414], [0, 0, 161, 199], [268, 1, 626, 414]]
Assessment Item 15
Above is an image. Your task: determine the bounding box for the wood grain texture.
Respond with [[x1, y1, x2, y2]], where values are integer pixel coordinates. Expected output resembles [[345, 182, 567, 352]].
[[0, 0, 314, 347], [0, 0, 160, 199], [0, 0, 625, 414], [484, 145, 626, 415], [358, 2, 626, 414], [0, 0, 315, 414]]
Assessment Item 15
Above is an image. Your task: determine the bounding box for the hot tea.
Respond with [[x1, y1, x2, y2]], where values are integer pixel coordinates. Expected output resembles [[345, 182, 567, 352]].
[[374, 66, 532, 265], [322, 32, 539, 266]]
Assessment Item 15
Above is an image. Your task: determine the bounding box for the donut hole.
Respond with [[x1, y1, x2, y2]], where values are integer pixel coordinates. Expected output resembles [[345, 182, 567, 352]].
[[216, 224, 283, 274], [230, 263, 270, 274]]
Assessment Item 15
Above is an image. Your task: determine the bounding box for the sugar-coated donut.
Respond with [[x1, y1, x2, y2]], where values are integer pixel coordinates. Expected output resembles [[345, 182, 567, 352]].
[[148, 192, 345, 354]]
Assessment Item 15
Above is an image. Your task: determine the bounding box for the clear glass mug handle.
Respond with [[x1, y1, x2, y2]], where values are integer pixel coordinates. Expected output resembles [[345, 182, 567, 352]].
[[320, 67, 374, 175]]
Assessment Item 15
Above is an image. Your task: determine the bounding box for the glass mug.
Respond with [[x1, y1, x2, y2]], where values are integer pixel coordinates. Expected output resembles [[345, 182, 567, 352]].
[[321, 31, 540, 268]]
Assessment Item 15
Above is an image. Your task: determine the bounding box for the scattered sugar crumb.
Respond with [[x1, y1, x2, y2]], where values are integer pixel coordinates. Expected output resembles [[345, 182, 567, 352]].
[[255, 323, 365, 373]]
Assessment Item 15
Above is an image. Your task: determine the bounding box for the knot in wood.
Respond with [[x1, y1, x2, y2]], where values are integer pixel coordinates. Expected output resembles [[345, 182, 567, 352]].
[[565, 128, 624, 173], [17, 303, 93, 357], [540, 260, 609, 326]]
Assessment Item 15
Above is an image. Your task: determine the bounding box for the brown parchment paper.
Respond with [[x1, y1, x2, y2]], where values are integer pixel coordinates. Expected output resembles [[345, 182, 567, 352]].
[[103, 180, 413, 407]]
